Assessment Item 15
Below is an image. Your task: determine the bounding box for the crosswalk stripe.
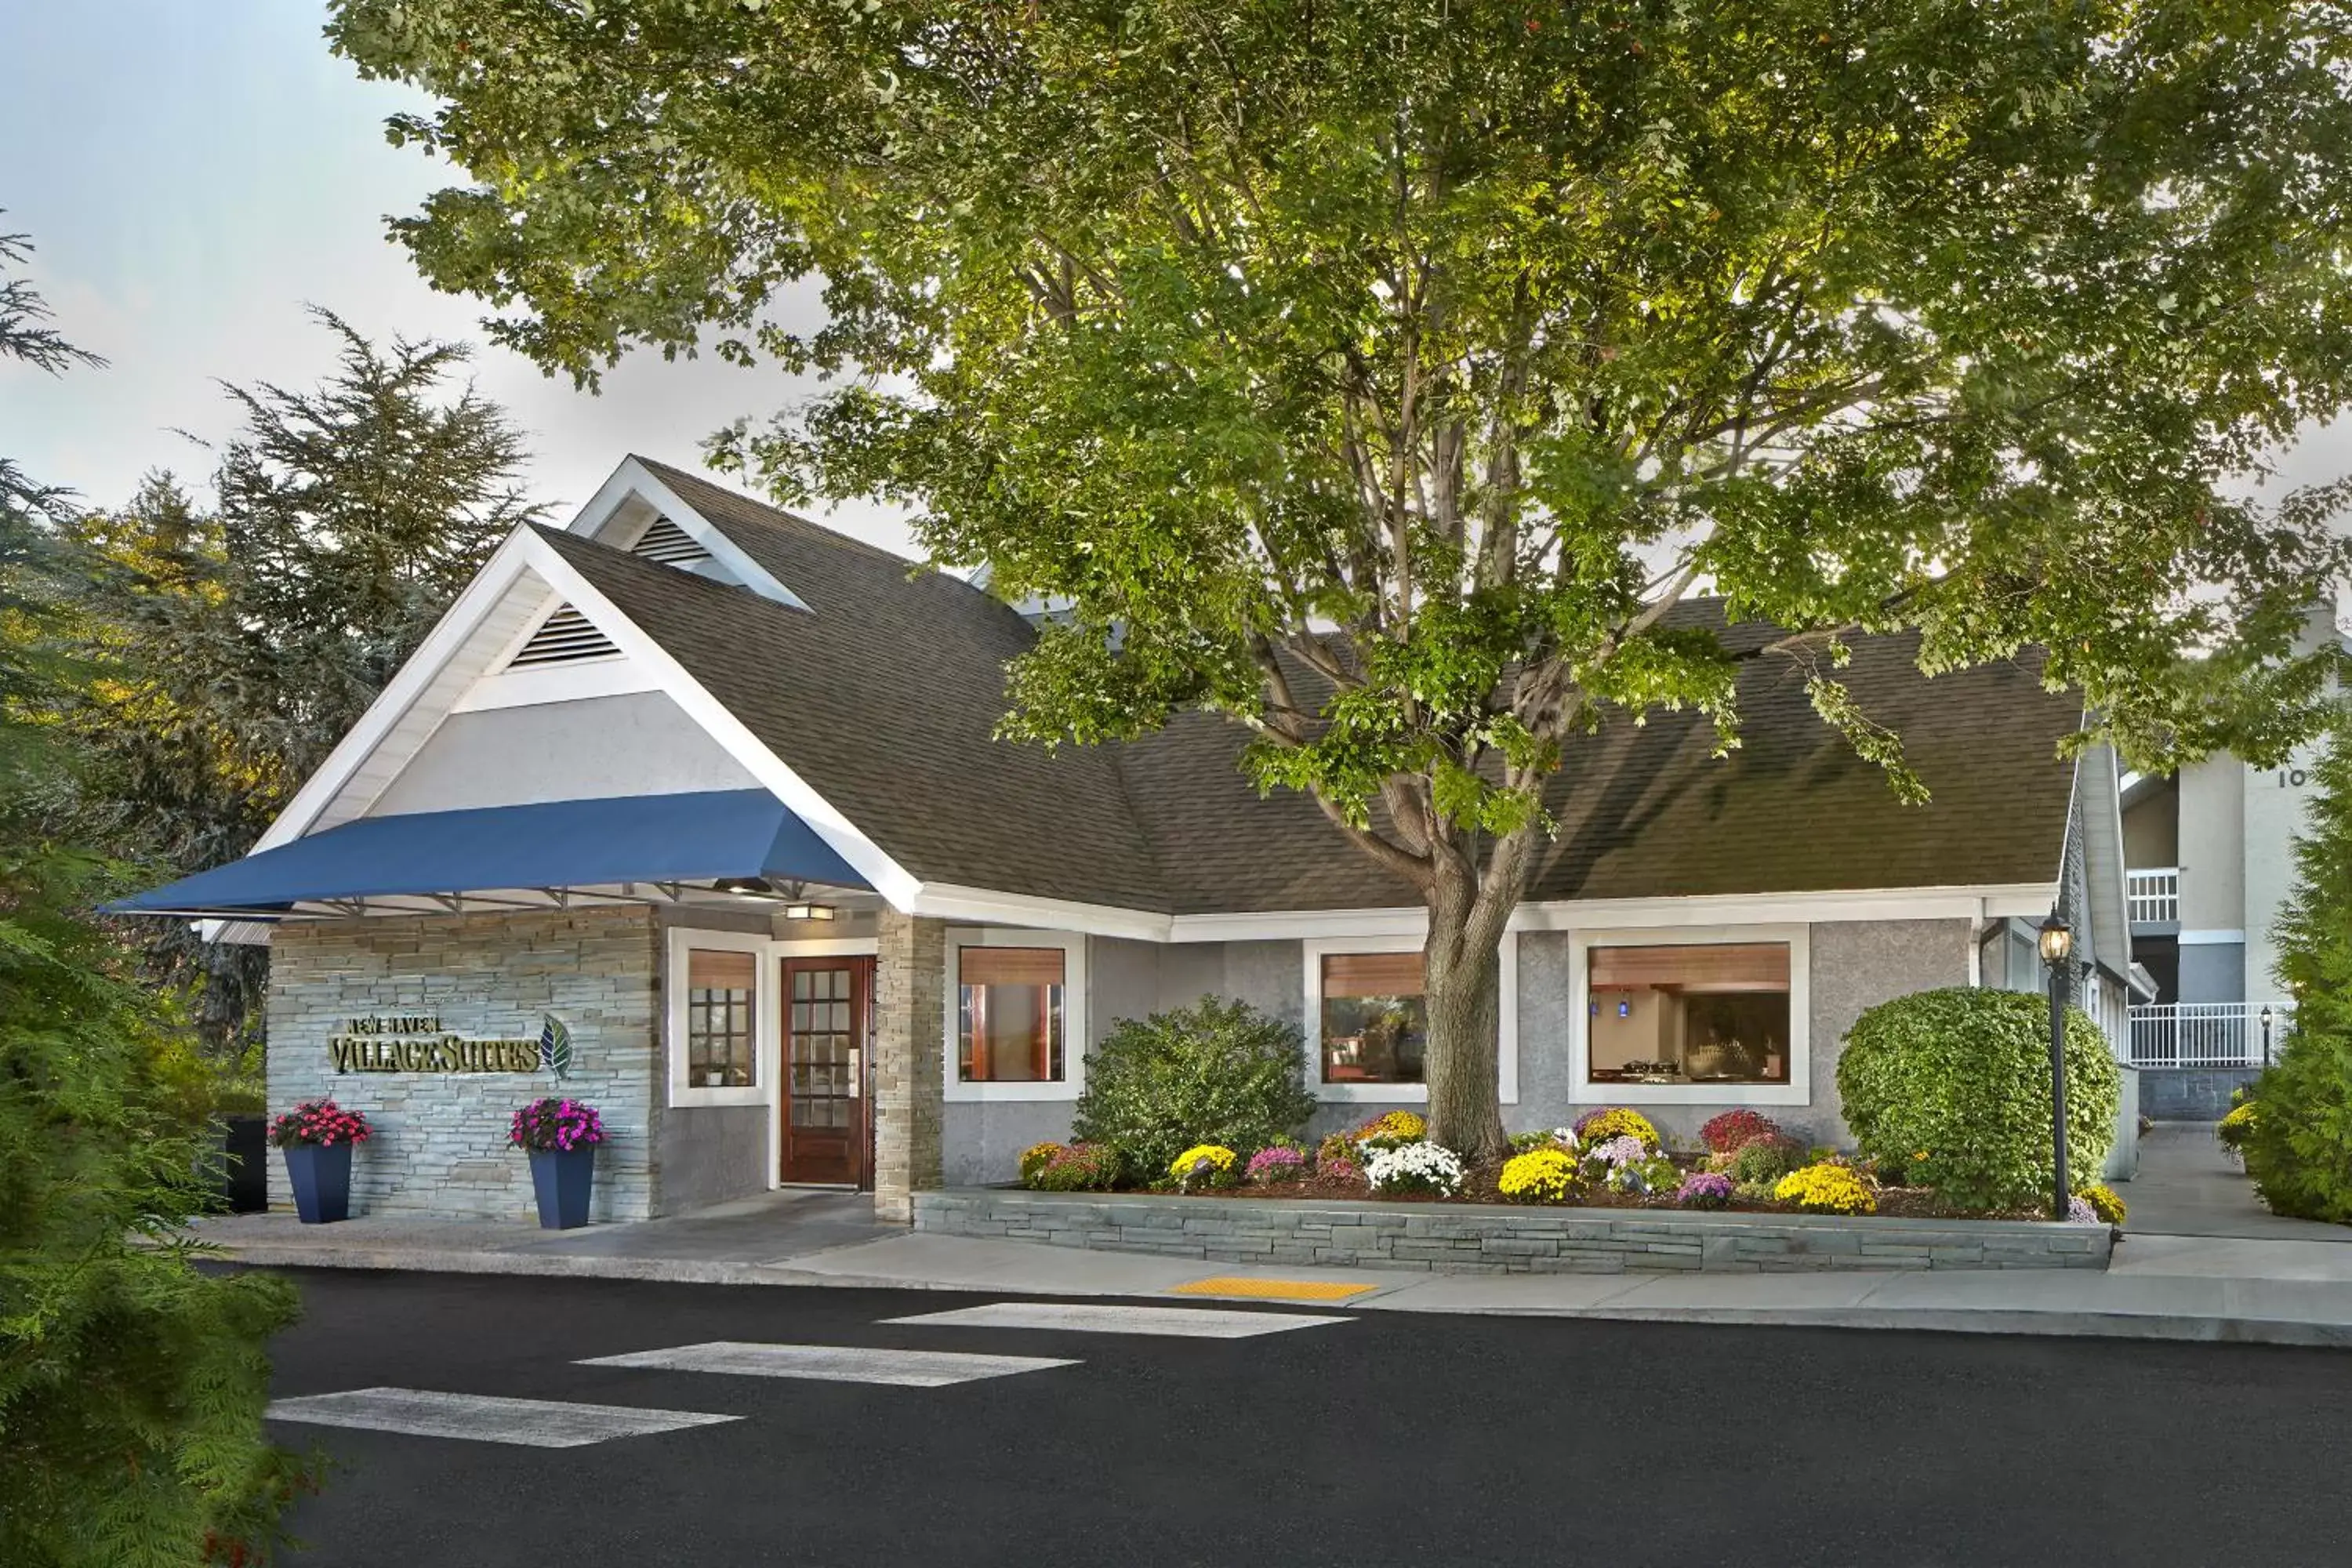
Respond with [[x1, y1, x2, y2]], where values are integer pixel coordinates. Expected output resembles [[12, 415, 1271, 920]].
[[884, 1302, 1352, 1338], [578, 1341, 1078, 1386], [265, 1388, 739, 1448]]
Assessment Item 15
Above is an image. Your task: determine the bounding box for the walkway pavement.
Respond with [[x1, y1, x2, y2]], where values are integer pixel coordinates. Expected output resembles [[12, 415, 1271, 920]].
[[181, 1160, 2352, 1348], [2120, 1120, 2352, 1243]]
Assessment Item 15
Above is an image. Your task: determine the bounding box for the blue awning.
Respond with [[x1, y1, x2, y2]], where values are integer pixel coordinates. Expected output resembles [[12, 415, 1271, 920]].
[[106, 789, 869, 918]]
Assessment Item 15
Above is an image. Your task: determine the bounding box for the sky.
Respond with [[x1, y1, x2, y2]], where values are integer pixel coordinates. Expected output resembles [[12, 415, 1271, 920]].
[[0, 2, 918, 557], [2, 3, 2346, 580]]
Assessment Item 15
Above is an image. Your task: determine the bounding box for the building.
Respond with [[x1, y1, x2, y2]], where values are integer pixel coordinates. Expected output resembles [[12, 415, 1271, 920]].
[[118, 457, 2140, 1222], [2118, 601, 2347, 1115]]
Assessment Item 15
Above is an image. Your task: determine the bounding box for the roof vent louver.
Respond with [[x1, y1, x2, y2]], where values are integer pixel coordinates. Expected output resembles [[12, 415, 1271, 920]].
[[630, 516, 713, 566], [506, 605, 621, 668]]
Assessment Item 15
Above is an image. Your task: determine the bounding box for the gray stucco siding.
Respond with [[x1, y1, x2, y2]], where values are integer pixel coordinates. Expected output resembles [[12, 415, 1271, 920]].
[[366, 691, 760, 817]]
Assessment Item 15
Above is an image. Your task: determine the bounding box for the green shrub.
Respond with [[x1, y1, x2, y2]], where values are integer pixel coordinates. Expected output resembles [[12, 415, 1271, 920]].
[[1070, 997, 1315, 1181], [2240, 725, 2352, 1223], [1727, 1135, 1802, 1187], [1026, 1143, 1117, 1191], [1838, 987, 2119, 1213]]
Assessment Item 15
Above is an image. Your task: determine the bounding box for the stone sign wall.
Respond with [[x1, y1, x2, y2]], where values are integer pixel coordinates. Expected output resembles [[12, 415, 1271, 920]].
[[265, 906, 662, 1221]]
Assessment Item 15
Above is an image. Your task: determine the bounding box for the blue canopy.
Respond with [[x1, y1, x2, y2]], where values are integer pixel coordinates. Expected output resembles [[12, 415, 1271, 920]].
[[107, 789, 868, 917]]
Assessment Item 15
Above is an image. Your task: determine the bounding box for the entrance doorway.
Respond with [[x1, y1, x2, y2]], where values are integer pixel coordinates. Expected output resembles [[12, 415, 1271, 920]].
[[780, 956, 873, 1187]]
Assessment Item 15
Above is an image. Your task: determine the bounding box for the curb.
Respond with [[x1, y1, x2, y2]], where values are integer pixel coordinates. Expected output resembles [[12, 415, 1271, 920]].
[[194, 1240, 2352, 1349], [1362, 1300, 2352, 1349]]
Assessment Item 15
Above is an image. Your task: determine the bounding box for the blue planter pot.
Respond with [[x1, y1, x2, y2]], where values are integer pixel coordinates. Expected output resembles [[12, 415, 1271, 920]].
[[283, 1142, 353, 1225], [528, 1145, 597, 1229]]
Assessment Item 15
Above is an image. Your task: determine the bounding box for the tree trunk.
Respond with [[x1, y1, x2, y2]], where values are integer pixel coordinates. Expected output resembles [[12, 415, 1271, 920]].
[[1422, 883, 1508, 1165]]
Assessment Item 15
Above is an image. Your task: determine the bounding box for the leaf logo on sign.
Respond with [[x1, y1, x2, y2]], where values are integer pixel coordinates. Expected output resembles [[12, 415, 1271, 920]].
[[539, 1014, 573, 1079]]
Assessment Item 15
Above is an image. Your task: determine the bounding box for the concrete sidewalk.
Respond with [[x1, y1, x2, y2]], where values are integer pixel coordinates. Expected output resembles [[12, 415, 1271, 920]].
[[180, 1192, 2352, 1349]]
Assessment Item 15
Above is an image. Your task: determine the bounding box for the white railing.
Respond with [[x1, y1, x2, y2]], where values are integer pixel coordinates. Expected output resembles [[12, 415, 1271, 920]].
[[2125, 1002, 2290, 1069], [2126, 867, 2180, 924]]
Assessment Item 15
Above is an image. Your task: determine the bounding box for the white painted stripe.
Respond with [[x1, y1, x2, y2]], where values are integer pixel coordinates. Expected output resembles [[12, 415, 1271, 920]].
[[884, 1303, 1352, 1338], [265, 1388, 738, 1448], [578, 1341, 1077, 1387]]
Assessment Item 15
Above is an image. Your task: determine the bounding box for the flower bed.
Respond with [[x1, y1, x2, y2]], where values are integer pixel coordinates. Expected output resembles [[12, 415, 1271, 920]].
[[1015, 1109, 2105, 1225]]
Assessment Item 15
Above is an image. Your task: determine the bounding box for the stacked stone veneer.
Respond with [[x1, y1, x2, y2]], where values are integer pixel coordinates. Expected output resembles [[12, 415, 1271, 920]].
[[913, 1190, 2113, 1272], [267, 907, 661, 1222]]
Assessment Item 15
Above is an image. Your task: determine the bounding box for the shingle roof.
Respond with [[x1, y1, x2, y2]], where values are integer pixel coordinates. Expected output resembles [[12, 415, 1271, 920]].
[[562, 460, 2078, 915]]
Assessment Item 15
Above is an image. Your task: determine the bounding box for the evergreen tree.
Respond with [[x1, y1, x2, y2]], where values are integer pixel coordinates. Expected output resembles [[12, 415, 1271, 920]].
[[2245, 718, 2352, 1223], [54, 311, 544, 1053], [0, 223, 309, 1568]]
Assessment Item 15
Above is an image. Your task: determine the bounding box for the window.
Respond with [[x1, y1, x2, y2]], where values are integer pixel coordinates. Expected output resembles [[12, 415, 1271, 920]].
[[1319, 951, 1427, 1085], [1587, 942, 1791, 1087], [684, 948, 757, 1089], [958, 946, 1065, 1083]]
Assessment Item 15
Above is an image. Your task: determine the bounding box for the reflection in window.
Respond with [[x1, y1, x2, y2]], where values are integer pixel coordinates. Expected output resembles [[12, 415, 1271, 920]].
[[958, 947, 1065, 1083], [1587, 943, 1790, 1085], [685, 948, 757, 1089], [1319, 952, 1426, 1084]]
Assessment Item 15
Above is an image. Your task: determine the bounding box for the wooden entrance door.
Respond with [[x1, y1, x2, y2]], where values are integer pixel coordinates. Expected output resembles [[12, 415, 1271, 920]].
[[780, 956, 873, 1186]]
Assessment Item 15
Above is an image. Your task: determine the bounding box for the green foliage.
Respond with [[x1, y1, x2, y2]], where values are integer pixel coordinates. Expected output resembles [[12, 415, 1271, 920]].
[[1727, 1136, 1804, 1189], [334, 0, 2352, 1159], [1, 232, 311, 1565], [42, 312, 542, 1054], [1070, 998, 1315, 1181], [1838, 987, 2120, 1214], [2243, 726, 2352, 1222], [1027, 1144, 1119, 1192]]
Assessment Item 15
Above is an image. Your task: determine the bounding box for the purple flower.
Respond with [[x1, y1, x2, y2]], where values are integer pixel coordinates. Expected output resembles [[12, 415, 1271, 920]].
[[1677, 1172, 1735, 1210]]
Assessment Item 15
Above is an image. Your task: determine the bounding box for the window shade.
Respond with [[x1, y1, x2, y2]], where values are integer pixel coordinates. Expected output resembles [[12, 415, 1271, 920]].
[[960, 947, 1065, 988], [1589, 943, 1788, 990], [1321, 951, 1425, 998], [688, 949, 757, 991]]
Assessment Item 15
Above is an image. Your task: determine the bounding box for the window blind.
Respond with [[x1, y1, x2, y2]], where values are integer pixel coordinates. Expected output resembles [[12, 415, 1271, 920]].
[[1589, 943, 1788, 991], [688, 949, 757, 992], [1321, 951, 1425, 998], [960, 947, 1065, 988]]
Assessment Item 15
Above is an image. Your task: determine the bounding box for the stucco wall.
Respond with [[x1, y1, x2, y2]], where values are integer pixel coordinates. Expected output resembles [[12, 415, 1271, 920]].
[[654, 1105, 769, 1214], [2122, 779, 2180, 869], [2176, 755, 2245, 933], [2243, 743, 2322, 1004], [265, 907, 661, 1221], [366, 691, 759, 817]]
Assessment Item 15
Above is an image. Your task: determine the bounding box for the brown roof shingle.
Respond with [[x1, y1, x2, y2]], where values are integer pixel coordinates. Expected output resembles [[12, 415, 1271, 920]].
[[560, 462, 2077, 914]]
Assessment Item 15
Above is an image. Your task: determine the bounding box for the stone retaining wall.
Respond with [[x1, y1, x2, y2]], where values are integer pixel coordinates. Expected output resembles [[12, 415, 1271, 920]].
[[914, 1189, 2112, 1273]]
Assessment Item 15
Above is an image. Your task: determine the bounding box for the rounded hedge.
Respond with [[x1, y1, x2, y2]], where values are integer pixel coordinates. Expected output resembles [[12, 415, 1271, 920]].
[[1070, 996, 1315, 1182], [1837, 987, 2119, 1213]]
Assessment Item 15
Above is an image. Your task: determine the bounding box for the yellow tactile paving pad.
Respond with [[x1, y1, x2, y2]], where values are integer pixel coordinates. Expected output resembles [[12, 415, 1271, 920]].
[[1167, 1276, 1379, 1302]]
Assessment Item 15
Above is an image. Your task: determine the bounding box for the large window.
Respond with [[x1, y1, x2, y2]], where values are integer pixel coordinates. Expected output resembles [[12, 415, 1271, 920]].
[[684, 948, 757, 1089], [1319, 951, 1427, 1084], [1587, 942, 1791, 1086], [958, 946, 1065, 1083]]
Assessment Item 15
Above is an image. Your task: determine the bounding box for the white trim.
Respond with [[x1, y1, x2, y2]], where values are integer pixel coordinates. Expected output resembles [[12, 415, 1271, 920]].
[[1156, 884, 2057, 946], [249, 531, 550, 849], [2178, 928, 2248, 946], [1301, 931, 1519, 1106], [449, 655, 660, 713], [568, 456, 810, 612], [665, 927, 773, 1110], [1505, 884, 2056, 934], [1568, 924, 1813, 1108], [942, 927, 1088, 1103], [910, 883, 1173, 943]]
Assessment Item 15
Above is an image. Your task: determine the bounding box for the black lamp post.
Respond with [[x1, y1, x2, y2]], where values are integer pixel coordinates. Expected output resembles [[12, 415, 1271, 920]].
[[2260, 1004, 2274, 1067], [2037, 913, 2074, 1221]]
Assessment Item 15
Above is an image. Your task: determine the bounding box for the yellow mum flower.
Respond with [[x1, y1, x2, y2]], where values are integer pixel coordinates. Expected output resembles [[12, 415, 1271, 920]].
[[1773, 1163, 1877, 1215]]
